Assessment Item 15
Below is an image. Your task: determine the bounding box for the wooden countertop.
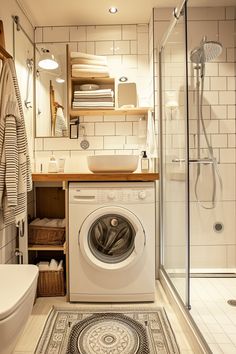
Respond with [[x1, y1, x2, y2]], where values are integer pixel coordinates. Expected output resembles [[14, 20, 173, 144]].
[[32, 172, 159, 182]]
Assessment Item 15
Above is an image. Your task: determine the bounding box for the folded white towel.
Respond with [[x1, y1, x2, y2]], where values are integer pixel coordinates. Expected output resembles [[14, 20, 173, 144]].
[[29, 218, 40, 225], [72, 69, 110, 78], [72, 64, 108, 70], [71, 52, 107, 63], [71, 58, 108, 66], [74, 97, 113, 102], [74, 89, 114, 97], [72, 67, 109, 73], [72, 102, 114, 107], [37, 259, 64, 271], [44, 219, 59, 227], [146, 110, 158, 158], [31, 218, 66, 227], [37, 261, 50, 271], [30, 218, 50, 226], [57, 218, 66, 228]]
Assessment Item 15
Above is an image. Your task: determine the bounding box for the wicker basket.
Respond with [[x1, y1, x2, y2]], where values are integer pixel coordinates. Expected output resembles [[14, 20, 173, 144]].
[[28, 225, 65, 245], [37, 269, 65, 297]]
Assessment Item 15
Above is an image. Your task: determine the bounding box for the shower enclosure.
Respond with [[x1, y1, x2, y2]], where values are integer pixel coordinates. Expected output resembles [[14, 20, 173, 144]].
[[158, 0, 236, 350]]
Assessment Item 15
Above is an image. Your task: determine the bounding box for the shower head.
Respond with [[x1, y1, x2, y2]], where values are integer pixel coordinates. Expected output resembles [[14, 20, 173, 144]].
[[190, 39, 222, 64]]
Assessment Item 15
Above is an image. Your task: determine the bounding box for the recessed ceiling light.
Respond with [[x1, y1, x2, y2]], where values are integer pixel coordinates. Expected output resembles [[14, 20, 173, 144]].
[[109, 7, 118, 14], [119, 76, 128, 82]]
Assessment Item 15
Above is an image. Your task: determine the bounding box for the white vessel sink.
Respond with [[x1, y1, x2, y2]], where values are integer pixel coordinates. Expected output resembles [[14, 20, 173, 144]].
[[87, 155, 139, 173]]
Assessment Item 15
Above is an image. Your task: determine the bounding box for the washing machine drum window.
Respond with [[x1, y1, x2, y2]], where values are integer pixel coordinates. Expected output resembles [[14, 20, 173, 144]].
[[88, 214, 135, 264]]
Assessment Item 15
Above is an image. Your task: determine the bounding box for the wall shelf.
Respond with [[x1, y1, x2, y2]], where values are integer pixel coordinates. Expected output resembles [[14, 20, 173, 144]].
[[70, 107, 151, 117], [67, 46, 152, 118]]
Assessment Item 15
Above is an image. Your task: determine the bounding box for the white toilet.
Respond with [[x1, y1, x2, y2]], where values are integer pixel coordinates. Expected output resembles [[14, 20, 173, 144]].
[[0, 264, 39, 354]]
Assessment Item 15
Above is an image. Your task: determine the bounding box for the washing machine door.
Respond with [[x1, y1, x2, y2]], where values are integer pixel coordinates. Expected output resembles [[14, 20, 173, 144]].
[[79, 206, 145, 271]]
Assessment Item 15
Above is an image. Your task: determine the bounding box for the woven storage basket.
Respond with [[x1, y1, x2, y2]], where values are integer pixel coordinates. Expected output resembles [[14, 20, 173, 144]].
[[37, 269, 65, 297], [28, 225, 65, 245]]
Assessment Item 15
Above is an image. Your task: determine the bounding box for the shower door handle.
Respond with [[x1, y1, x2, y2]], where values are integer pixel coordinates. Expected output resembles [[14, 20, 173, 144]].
[[189, 159, 214, 164], [172, 158, 215, 164]]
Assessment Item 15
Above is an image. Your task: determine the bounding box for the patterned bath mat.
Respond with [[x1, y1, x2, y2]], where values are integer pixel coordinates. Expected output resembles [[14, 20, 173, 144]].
[[34, 307, 180, 354]]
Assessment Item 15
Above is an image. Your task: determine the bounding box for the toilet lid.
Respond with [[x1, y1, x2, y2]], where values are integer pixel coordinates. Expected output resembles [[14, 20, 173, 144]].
[[0, 265, 38, 321]]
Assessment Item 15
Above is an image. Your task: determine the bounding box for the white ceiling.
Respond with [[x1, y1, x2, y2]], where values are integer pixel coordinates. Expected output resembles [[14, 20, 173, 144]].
[[19, 0, 236, 27]]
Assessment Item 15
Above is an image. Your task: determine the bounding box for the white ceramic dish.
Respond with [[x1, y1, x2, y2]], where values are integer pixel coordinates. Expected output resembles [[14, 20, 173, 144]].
[[87, 155, 139, 173], [80, 84, 100, 91]]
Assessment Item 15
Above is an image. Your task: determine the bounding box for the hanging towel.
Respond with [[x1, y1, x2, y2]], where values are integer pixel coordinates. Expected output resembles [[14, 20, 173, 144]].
[[146, 110, 158, 158], [55, 107, 68, 137], [0, 58, 32, 226]]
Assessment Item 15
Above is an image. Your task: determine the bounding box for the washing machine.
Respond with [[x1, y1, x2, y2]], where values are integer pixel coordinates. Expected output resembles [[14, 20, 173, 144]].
[[68, 182, 155, 302]]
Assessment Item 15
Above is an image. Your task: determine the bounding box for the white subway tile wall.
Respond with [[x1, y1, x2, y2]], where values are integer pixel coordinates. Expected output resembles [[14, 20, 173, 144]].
[[34, 114, 146, 172], [35, 23, 150, 113], [34, 8, 235, 271], [190, 6, 236, 267]]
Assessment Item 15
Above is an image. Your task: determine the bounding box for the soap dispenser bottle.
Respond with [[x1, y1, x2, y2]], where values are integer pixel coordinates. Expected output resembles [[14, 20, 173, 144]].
[[48, 154, 58, 173], [141, 151, 149, 172]]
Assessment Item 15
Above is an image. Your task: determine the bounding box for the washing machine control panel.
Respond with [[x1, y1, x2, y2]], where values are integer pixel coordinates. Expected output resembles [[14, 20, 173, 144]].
[[70, 184, 155, 204]]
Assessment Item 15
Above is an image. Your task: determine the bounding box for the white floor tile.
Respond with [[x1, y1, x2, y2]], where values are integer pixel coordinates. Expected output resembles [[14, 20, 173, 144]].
[[191, 278, 236, 351]]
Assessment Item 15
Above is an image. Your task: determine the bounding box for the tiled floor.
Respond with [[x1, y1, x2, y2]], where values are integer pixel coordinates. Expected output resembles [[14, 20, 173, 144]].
[[14, 280, 194, 353], [190, 277, 236, 354]]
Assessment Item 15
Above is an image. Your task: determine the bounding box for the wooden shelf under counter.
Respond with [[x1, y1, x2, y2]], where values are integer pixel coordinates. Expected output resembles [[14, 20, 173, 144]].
[[28, 244, 66, 254]]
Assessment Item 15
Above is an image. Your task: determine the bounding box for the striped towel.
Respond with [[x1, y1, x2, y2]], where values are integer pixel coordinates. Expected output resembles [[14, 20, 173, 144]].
[[55, 107, 68, 137], [0, 58, 32, 226]]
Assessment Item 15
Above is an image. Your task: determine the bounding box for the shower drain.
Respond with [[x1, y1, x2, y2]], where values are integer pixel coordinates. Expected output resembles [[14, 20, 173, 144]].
[[213, 222, 224, 233], [227, 300, 236, 306]]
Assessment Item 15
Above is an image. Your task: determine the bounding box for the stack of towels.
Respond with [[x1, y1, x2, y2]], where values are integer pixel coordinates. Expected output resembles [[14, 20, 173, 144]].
[[29, 218, 66, 228], [71, 52, 110, 78], [37, 259, 63, 271], [72, 88, 114, 109]]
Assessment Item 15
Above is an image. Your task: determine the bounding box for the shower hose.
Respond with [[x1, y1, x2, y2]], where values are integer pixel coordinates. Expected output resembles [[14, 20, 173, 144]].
[[194, 67, 223, 209]]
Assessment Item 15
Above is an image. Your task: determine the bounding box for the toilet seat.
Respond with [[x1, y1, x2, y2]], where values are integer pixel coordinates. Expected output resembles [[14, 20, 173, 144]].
[[0, 265, 38, 321]]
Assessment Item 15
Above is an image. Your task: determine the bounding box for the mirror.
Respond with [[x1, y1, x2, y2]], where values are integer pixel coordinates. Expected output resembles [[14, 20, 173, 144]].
[[35, 43, 68, 137]]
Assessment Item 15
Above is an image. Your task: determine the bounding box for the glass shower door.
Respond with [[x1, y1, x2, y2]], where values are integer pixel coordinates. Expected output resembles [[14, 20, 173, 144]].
[[159, 4, 190, 306]]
